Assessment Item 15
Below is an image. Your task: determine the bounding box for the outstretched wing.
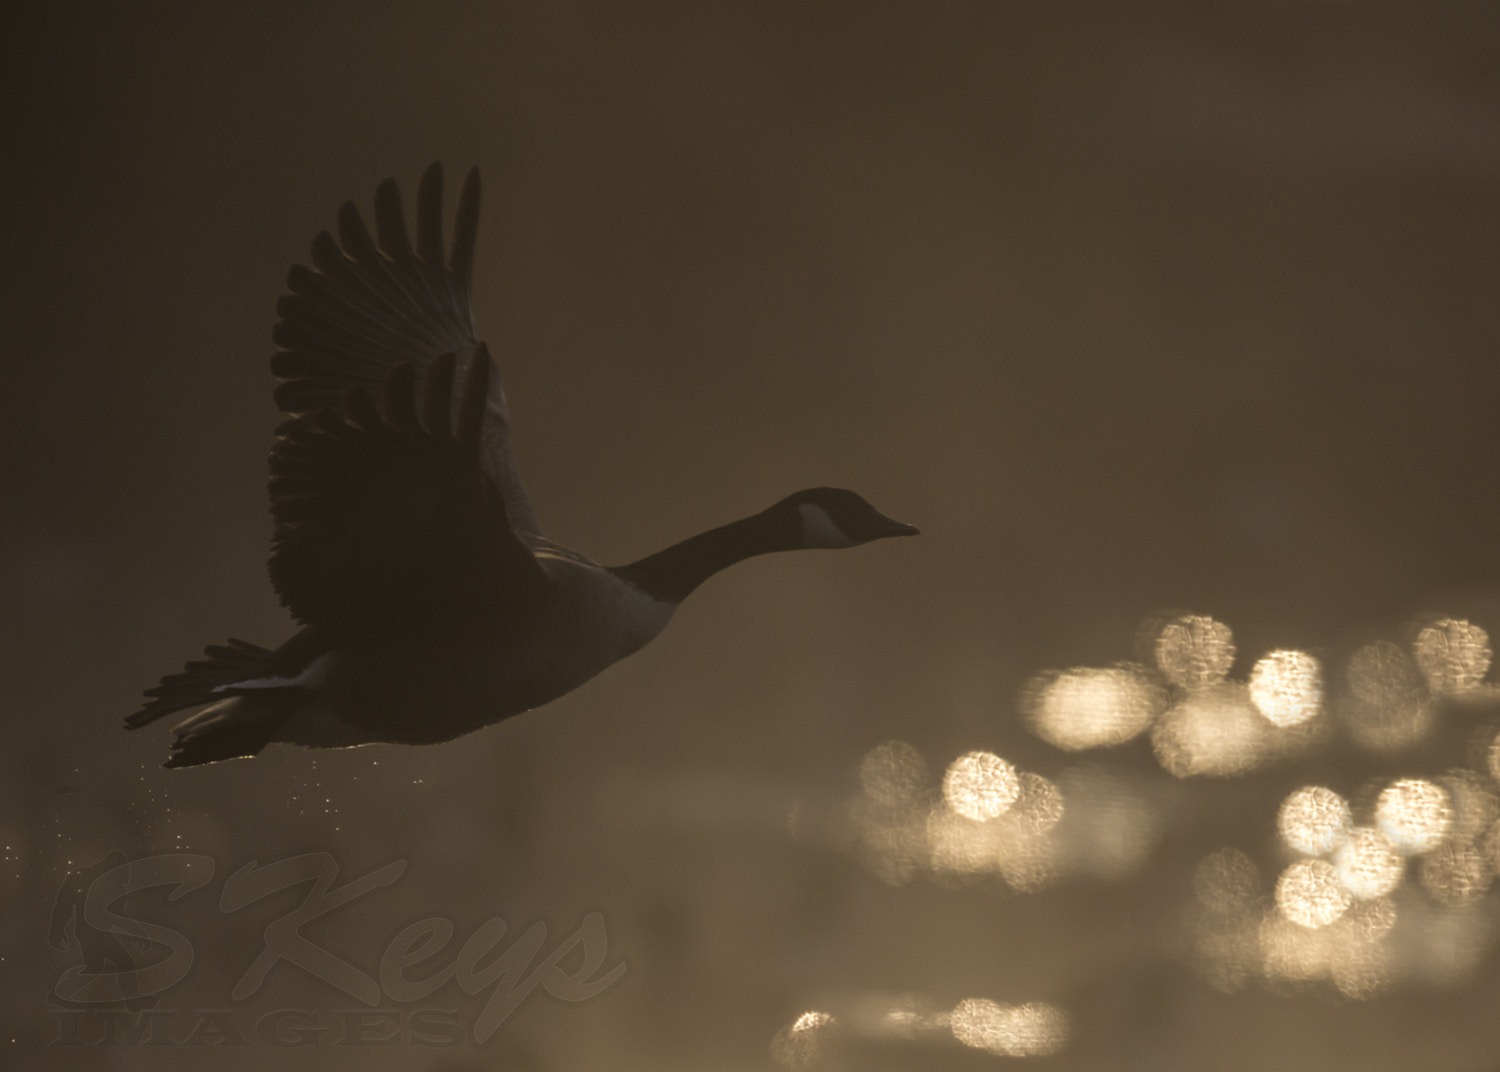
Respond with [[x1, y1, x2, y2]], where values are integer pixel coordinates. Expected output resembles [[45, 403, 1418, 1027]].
[[268, 348, 547, 635], [271, 162, 542, 535]]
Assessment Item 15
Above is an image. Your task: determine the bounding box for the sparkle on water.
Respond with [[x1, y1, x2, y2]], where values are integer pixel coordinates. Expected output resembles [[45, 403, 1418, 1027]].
[[770, 1011, 838, 1071], [1024, 664, 1165, 751], [949, 998, 1069, 1057], [1413, 618, 1492, 696], [1441, 771, 1499, 843], [1248, 649, 1323, 727], [1155, 614, 1236, 690], [837, 610, 1500, 1022], [1420, 842, 1494, 906], [1278, 786, 1353, 856], [942, 751, 1021, 821], [1151, 684, 1268, 777], [1258, 896, 1399, 998], [1375, 778, 1453, 855], [1334, 827, 1405, 899], [1276, 859, 1351, 928], [925, 776, 1064, 891]]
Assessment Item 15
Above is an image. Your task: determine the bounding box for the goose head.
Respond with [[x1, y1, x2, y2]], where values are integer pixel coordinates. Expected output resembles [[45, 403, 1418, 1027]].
[[775, 487, 920, 549]]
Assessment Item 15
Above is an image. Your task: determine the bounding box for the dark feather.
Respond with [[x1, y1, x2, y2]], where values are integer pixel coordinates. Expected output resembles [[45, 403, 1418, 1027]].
[[267, 352, 546, 635], [271, 163, 541, 535]]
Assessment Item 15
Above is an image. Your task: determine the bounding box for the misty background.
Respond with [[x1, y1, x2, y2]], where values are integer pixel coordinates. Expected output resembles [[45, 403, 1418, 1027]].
[[5, 4, 1500, 1069]]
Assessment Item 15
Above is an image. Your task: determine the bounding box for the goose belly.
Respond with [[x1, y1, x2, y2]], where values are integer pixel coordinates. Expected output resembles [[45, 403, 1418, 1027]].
[[302, 568, 674, 746]]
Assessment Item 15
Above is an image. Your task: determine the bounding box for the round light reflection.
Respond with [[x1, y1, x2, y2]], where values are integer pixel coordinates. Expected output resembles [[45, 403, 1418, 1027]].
[[943, 752, 1020, 821], [1249, 650, 1322, 727], [1278, 786, 1352, 857], [1335, 827, 1404, 899], [1276, 859, 1351, 929], [1026, 665, 1164, 750], [1375, 779, 1452, 855], [1155, 615, 1236, 690]]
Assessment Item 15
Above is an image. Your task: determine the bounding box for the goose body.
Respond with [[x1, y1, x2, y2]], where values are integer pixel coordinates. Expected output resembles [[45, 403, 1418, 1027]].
[[128, 164, 916, 767]]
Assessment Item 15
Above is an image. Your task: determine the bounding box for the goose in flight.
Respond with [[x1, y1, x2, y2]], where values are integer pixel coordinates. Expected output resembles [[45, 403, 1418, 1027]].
[[127, 164, 917, 767]]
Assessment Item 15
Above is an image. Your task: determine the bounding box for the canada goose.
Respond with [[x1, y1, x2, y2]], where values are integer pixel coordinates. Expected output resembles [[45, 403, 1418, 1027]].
[[127, 164, 917, 768]]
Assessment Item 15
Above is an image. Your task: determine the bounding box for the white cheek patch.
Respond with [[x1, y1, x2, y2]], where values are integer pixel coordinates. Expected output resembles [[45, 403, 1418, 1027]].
[[798, 503, 855, 549]]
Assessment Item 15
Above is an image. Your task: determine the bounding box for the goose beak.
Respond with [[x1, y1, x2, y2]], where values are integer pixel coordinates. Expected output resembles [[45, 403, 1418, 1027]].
[[875, 515, 920, 538]]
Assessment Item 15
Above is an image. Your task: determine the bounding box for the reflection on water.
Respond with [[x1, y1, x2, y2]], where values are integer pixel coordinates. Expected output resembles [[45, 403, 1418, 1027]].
[[1249, 649, 1323, 727], [1335, 827, 1404, 899], [1414, 619, 1492, 697], [1375, 778, 1452, 854], [1275, 859, 1351, 928], [950, 997, 1069, 1057], [845, 743, 1164, 893], [1155, 614, 1236, 690], [1278, 786, 1352, 856], [771, 996, 1068, 1066], [943, 751, 1021, 821], [1024, 665, 1164, 750], [1152, 683, 1271, 777], [770, 1010, 838, 1071], [1420, 842, 1492, 906], [1022, 615, 1333, 781], [820, 608, 1500, 1062]]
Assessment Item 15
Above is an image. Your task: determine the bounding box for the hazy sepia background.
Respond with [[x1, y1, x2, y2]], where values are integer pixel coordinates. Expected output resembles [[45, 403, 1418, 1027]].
[[6, 4, 1500, 1069]]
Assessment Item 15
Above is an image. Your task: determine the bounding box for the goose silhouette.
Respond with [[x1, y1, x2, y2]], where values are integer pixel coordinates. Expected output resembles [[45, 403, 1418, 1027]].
[[127, 164, 917, 767]]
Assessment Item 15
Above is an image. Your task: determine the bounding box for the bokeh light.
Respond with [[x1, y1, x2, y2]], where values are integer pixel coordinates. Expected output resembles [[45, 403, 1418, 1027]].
[[1024, 664, 1165, 750], [950, 997, 1009, 1052], [1276, 859, 1351, 928], [1278, 786, 1353, 857], [1441, 771, 1499, 843], [1419, 842, 1493, 906], [1259, 912, 1336, 983], [1258, 895, 1398, 994], [1375, 778, 1452, 855], [1329, 898, 1399, 999], [1155, 615, 1236, 690], [1248, 650, 1323, 727], [942, 751, 1020, 821], [999, 1003, 1070, 1057], [949, 998, 1068, 1057], [1151, 684, 1268, 777], [1414, 618, 1491, 696], [1334, 826, 1404, 899], [848, 749, 1071, 889], [771, 1011, 838, 1071]]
